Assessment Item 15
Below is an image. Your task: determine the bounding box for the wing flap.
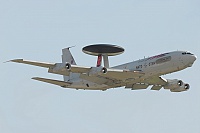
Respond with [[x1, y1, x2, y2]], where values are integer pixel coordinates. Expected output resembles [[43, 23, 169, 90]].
[[125, 83, 149, 90], [125, 76, 167, 91], [10, 59, 55, 68], [151, 85, 162, 91], [32, 77, 72, 87]]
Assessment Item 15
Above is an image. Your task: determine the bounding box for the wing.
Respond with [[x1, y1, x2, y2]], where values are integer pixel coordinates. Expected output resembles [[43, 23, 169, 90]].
[[69, 65, 91, 73], [100, 69, 144, 81], [144, 76, 167, 85], [32, 77, 72, 87], [68, 65, 145, 86], [125, 76, 167, 91], [148, 76, 167, 90], [9, 59, 55, 68], [9, 59, 144, 81], [69, 66, 144, 80]]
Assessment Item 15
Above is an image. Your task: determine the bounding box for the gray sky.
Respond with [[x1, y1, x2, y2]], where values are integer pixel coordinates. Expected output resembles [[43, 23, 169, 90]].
[[1, 0, 200, 133]]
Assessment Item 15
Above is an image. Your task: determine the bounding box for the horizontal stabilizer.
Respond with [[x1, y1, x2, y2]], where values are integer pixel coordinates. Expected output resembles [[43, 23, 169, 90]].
[[32, 77, 72, 87], [9, 59, 55, 68]]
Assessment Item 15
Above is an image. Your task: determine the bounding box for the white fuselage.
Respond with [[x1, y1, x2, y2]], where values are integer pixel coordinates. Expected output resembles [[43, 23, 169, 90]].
[[69, 51, 196, 90], [113, 51, 196, 77]]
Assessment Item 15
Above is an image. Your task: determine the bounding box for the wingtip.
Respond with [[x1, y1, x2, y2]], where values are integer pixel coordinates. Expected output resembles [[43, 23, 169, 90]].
[[9, 59, 24, 63], [3, 59, 23, 63], [32, 77, 39, 80]]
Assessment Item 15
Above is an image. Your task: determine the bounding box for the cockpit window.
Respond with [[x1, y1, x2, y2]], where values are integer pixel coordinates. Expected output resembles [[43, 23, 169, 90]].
[[182, 52, 194, 55], [187, 52, 194, 55]]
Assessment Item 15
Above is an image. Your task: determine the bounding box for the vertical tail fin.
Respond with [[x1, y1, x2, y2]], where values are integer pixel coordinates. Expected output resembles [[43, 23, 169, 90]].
[[62, 47, 77, 65], [62, 47, 79, 81]]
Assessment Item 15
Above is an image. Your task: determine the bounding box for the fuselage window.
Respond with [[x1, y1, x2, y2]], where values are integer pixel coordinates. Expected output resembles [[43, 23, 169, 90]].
[[136, 65, 142, 69], [149, 62, 155, 66], [156, 56, 171, 64]]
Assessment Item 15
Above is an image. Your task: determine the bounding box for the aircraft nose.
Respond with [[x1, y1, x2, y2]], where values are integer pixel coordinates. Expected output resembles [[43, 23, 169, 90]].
[[187, 55, 197, 67], [181, 52, 197, 67], [192, 55, 197, 62]]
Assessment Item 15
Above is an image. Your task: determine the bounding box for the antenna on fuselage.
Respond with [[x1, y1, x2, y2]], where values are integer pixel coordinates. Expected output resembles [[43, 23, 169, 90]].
[[82, 44, 124, 68]]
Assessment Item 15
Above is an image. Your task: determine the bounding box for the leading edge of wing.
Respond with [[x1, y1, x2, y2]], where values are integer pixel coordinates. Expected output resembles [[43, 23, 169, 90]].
[[101, 69, 145, 81], [69, 65, 144, 81], [9, 59, 55, 68]]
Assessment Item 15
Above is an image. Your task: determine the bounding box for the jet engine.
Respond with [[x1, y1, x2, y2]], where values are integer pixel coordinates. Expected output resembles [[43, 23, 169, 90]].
[[65, 63, 71, 70], [88, 67, 107, 76], [164, 79, 190, 92], [49, 62, 71, 73]]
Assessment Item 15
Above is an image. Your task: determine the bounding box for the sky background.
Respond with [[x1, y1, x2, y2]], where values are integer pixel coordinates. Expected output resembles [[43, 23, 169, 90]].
[[1, 0, 200, 133]]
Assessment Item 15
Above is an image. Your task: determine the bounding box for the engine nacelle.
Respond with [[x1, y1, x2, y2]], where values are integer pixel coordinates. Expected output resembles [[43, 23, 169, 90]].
[[164, 79, 190, 92], [51, 62, 71, 72], [65, 63, 71, 70], [88, 67, 107, 76], [101, 67, 107, 74]]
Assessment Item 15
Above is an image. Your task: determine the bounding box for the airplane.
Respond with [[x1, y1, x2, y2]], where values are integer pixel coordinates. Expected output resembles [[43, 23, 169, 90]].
[[9, 44, 197, 92]]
